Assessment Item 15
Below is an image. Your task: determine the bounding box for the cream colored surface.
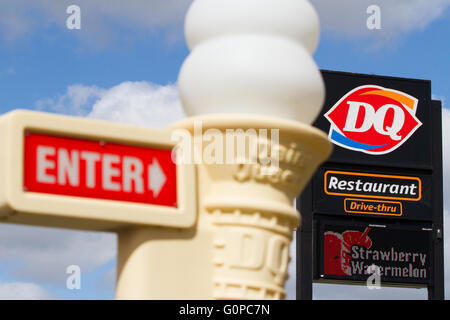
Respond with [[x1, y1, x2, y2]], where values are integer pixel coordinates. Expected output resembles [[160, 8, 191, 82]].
[[0, 110, 197, 231], [116, 115, 332, 299], [0, 0, 331, 300], [116, 0, 329, 300], [0, 109, 332, 299]]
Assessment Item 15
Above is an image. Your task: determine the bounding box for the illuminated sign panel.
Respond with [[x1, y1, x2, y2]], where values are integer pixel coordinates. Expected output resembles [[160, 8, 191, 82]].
[[0, 110, 197, 230], [24, 133, 177, 207], [318, 219, 432, 286], [324, 85, 422, 155], [297, 71, 443, 298], [314, 167, 431, 221]]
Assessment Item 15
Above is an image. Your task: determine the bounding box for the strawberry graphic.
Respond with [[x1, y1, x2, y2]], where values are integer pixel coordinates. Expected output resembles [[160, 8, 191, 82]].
[[324, 228, 372, 276]]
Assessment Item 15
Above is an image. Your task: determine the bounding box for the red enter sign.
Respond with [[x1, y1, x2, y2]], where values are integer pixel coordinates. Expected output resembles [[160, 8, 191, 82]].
[[24, 133, 177, 207]]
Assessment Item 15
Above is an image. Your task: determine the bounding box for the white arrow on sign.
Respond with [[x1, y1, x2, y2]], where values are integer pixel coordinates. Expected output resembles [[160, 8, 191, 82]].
[[148, 158, 167, 198]]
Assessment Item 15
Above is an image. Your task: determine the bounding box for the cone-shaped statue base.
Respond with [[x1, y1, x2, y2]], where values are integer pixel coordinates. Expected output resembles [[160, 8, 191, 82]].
[[116, 115, 331, 299]]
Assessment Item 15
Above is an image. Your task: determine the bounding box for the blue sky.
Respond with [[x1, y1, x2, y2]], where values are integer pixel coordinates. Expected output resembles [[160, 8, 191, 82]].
[[1, 1, 448, 113], [0, 0, 449, 300], [316, 19, 450, 101]]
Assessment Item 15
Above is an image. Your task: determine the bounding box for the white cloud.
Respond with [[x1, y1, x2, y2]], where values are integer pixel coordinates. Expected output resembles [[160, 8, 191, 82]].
[[0, 1, 36, 42], [0, 281, 54, 300], [1, 0, 448, 47], [311, 0, 450, 41], [88, 81, 186, 128], [36, 85, 105, 116], [0, 224, 116, 284], [0, 0, 193, 46], [37, 81, 186, 128]]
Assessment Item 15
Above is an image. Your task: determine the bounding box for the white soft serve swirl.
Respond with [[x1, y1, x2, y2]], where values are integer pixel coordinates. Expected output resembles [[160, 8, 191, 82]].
[[178, 0, 324, 124]]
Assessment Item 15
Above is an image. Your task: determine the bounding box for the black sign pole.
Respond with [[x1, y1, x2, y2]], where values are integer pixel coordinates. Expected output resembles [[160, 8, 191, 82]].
[[296, 183, 313, 300], [429, 100, 445, 300]]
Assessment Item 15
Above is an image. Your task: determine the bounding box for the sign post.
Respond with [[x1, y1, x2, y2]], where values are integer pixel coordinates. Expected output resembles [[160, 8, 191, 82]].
[[297, 70, 444, 300], [0, 0, 332, 299], [114, 0, 332, 299], [429, 100, 444, 300]]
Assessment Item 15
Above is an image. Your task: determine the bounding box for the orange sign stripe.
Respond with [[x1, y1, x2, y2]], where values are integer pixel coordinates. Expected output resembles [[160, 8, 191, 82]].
[[360, 90, 416, 110]]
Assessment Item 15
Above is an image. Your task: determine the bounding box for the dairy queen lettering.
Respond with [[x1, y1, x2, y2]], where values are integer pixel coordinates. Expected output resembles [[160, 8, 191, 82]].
[[296, 71, 444, 300]]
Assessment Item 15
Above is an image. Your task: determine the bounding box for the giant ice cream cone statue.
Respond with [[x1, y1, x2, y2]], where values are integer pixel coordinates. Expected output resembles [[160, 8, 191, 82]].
[[116, 0, 332, 299]]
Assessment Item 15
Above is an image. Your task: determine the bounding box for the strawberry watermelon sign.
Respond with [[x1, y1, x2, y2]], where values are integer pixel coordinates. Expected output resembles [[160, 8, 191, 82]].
[[325, 85, 422, 155], [319, 220, 432, 285]]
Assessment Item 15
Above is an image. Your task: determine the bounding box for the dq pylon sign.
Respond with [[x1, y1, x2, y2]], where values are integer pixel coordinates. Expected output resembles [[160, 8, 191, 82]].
[[0, 110, 196, 231], [297, 70, 444, 300]]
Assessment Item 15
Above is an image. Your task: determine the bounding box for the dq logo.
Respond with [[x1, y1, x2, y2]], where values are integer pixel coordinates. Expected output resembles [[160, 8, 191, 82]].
[[324, 85, 422, 155]]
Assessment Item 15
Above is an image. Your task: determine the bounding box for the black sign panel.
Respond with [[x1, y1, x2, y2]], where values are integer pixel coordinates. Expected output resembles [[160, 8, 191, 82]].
[[315, 71, 432, 170], [313, 166, 432, 221], [316, 218, 432, 286], [296, 71, 443, 299]]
